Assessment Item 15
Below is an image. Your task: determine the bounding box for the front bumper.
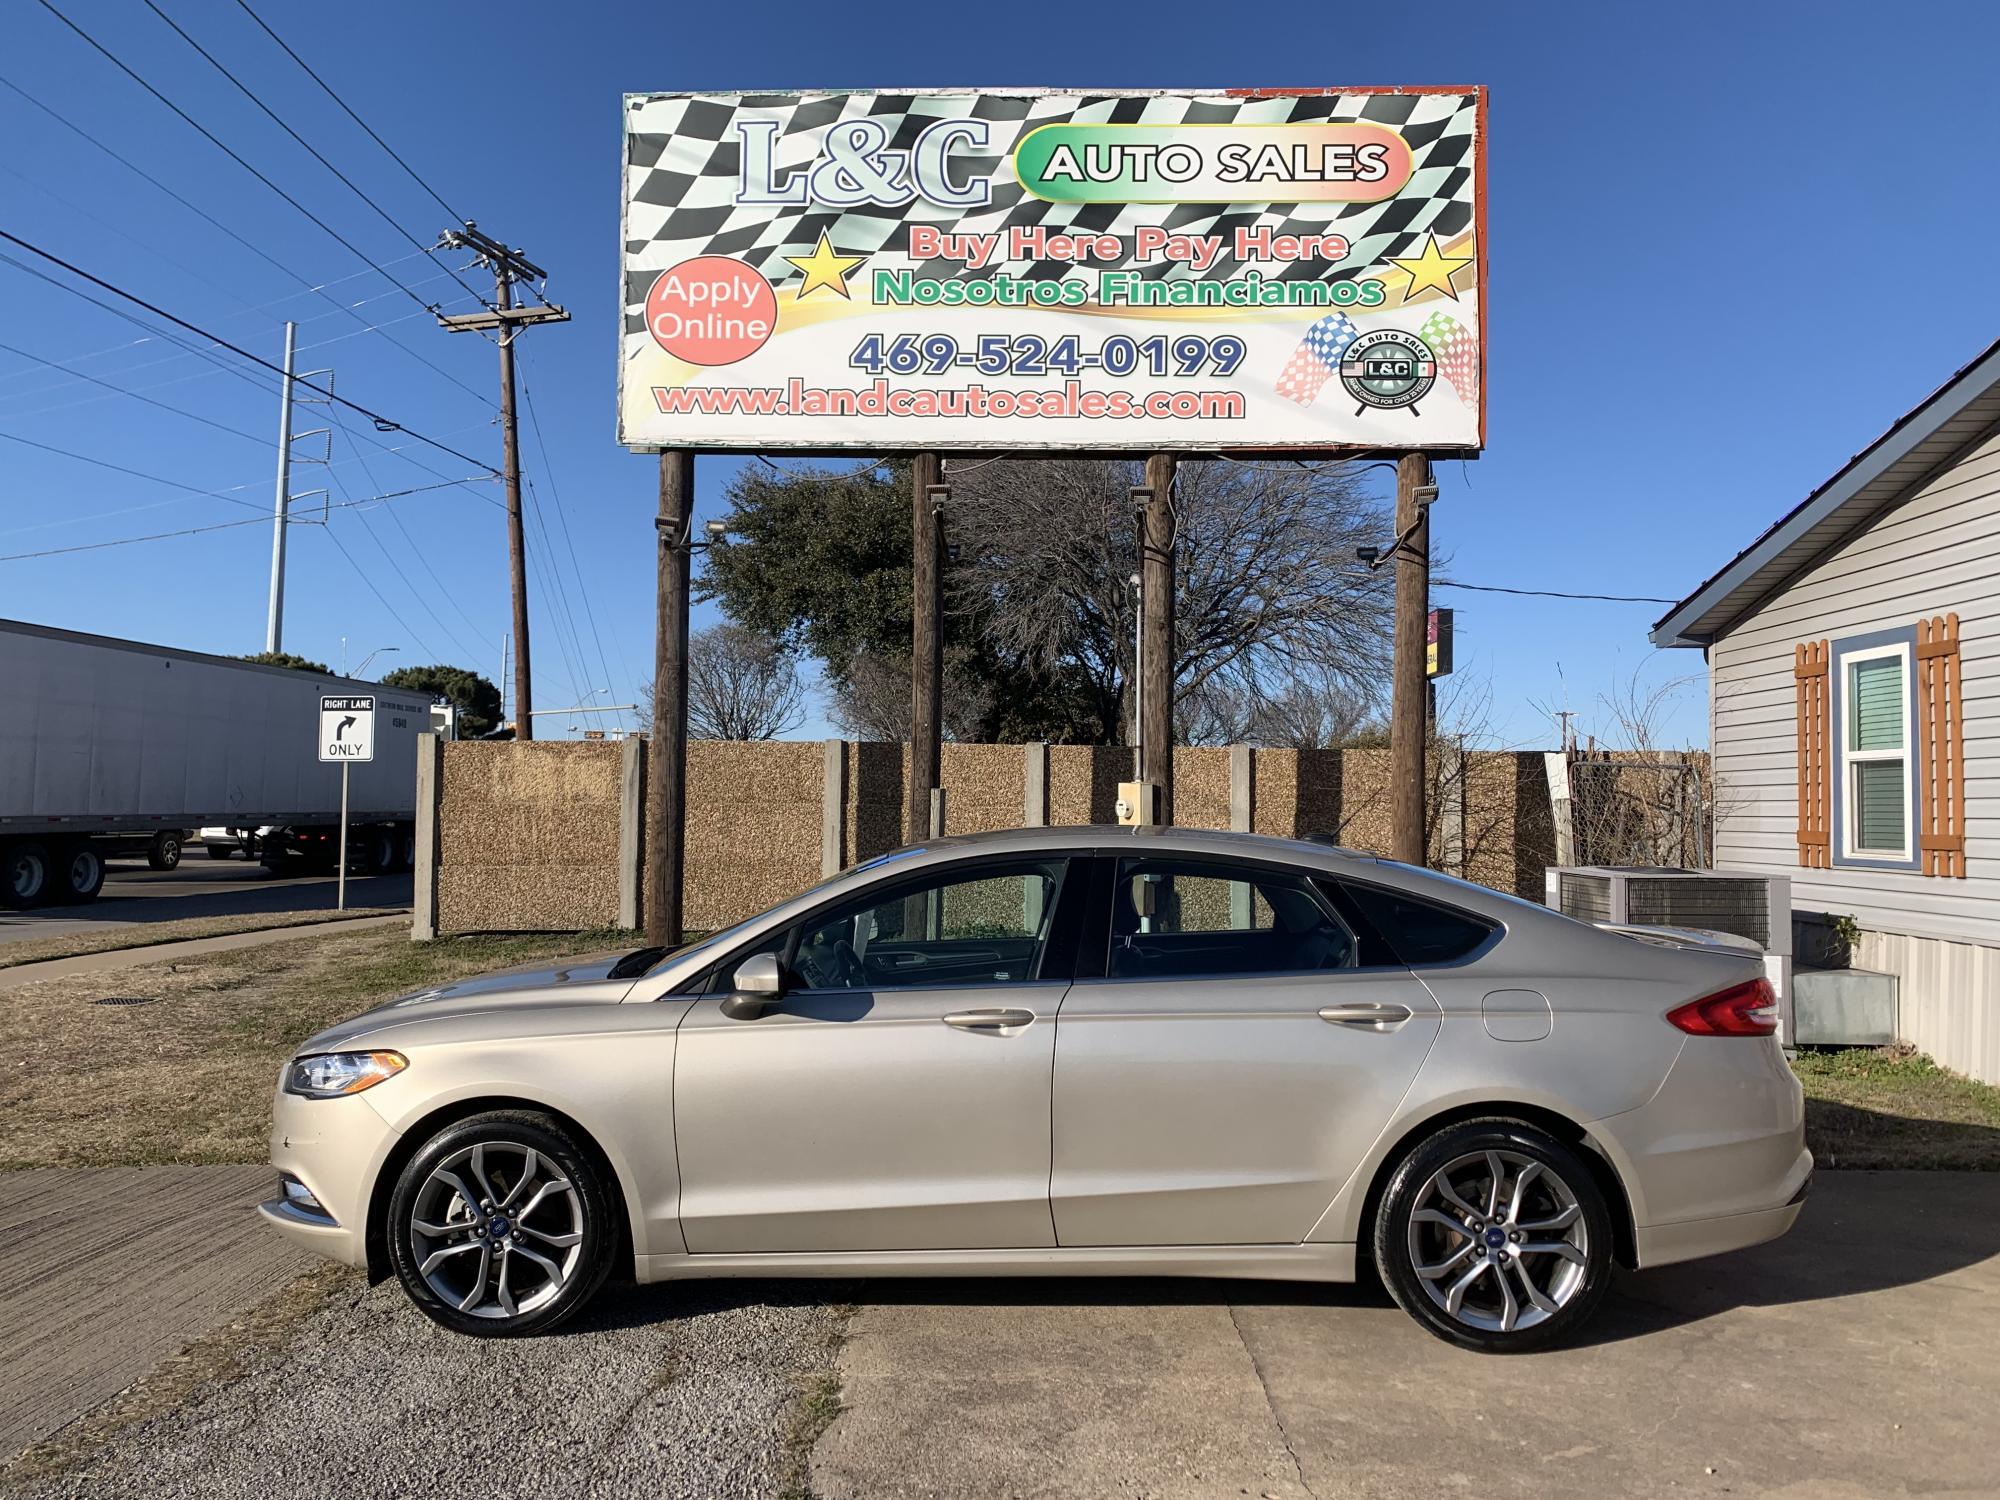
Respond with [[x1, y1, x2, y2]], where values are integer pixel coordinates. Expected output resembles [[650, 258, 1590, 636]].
[[259, 1085, 404, 1270]]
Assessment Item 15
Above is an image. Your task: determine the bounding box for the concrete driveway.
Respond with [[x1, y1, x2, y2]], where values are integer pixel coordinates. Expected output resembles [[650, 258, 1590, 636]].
[[814, 1172, 1999, 1500]]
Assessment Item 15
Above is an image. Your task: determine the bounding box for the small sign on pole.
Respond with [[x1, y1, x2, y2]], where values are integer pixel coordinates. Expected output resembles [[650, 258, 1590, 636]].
[[1426, 608, 1455, 679], [318, 695, 374, 910]]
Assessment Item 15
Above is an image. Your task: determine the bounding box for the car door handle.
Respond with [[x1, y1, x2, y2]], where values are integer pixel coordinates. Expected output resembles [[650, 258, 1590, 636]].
[[943, 1008, 1036, 1031], [1318, 1002, 1413, 1029]]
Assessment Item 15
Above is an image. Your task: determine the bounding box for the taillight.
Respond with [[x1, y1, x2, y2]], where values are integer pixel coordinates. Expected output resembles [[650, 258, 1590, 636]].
[[1666, 978, 1779, 1037]]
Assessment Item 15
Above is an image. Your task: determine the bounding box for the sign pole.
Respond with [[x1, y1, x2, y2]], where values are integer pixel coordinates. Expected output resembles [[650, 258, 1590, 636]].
[[1138, 452, 1177, 824], [908, 453, 944, 844], [645, 450, 694, 947], [1390, 453, 1434, 865], [337, 760, 349, 912]]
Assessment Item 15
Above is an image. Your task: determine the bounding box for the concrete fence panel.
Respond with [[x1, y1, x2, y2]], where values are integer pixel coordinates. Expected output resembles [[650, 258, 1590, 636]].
[[436, 741, 625, 934]]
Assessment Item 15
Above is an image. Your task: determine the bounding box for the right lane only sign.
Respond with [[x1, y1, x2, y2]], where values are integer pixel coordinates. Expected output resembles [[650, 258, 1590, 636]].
[[318, 695, 375, 763]]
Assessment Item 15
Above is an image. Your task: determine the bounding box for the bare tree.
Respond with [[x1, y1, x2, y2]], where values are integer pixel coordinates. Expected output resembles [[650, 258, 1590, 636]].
[[1565, 666, 1722, 868], [948, 458, 1392, 742], [827, 651, 994, 742], [1180, 664, 1374, 748], [639, 625, 807, 741]]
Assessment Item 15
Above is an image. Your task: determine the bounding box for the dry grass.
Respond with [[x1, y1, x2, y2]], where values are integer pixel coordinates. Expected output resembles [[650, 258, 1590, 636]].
[[0, 908, 404, 971], [1797, 1045, 2000, 1170], [0, 925, 631, 1171]]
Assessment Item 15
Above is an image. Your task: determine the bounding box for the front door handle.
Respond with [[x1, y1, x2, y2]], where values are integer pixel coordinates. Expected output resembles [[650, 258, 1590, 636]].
[[1319, 1002, 1413, 1030], [943, 1008, 1036, 1031]]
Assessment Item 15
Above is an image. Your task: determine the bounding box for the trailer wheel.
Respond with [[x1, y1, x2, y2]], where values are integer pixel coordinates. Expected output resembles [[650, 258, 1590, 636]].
[[365, 828, 397, 876], [3, 841, 52, 910], [54, 843, 106, 903], [398, 829, 416, 873], [147, 831, 183, 871]]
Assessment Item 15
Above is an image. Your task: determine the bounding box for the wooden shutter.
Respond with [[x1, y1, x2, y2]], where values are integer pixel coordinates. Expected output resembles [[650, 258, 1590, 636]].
[[1917, 613, 1967, 877], [1795, 640, 1831, 867]]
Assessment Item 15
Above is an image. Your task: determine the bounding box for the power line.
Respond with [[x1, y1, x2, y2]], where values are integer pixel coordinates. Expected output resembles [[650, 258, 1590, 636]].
[[1434, 580, 1678, 605], [35, 0, 444, 320], [136, 0, 491, 314], [0, 336, 267, 447], [0, 53, 493, 407], [320, 522, 438, 661], [0, 478, 491, 562], [231, 0, 464, 226], [0, 430, 269, 510], [0, 228, 499, 475]]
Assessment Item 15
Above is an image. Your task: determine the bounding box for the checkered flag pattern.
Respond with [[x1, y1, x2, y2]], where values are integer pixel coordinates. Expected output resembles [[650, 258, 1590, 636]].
[[623, 91, 1478, 344], [1418, 310, 1479, 408], [1275, 313, 1361, 406]]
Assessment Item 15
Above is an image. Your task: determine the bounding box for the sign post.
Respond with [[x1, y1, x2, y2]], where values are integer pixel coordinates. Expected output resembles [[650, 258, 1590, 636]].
[[318, 694, 375, 911]]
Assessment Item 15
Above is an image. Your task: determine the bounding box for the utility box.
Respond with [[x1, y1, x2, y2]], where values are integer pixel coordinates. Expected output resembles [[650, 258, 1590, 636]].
[[1548, 865, 1795, 1042], [1116, 781, 1160, 827]]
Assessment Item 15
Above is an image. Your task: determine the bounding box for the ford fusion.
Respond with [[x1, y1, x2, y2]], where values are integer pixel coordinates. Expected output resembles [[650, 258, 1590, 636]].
[[262, 827, 1808, 1352]]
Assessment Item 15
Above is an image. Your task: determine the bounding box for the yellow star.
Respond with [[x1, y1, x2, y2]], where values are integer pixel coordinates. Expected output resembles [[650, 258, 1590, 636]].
[[782, 232, 865, 301], [1387, 233, 1474, 302]]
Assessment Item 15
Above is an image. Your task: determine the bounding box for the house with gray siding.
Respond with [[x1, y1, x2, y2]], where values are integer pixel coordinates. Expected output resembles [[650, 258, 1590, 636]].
[[1653, 335, 2000, 1085]]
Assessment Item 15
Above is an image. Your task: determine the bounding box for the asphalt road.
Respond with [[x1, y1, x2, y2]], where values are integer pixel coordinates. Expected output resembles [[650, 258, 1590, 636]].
[[0, 858, 412, 946]]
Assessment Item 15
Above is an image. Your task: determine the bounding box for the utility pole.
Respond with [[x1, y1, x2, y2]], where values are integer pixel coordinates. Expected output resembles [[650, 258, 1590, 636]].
[[908, 455, 944, 843], [645, 451, 694, 947], [435, 223, 569, 742], [1138, 453, 1177, 823], [1390, 453, 1436, 864], [264, 320, 297, 653]]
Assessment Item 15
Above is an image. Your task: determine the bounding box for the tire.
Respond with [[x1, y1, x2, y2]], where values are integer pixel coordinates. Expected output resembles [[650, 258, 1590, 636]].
[[207, 843, 235, 860], [2, 841, 52, 910], [147, 832, 183, 871], [1373, 1118, 1615, 1354], [386, 1111, 617, 1337], [397, 829, 416, 874], [54, 843, 106, 903], [366, 828, 397, 876]]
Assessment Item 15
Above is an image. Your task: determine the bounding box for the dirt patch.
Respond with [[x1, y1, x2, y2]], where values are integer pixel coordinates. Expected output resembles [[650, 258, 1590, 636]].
[[0, 927, 631, 1170], [1797, 1046, 2000, 1170]]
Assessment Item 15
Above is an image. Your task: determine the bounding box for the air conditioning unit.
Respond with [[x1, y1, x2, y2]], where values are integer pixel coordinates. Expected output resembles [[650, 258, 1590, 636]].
[[1545, 867, 1793, 1042]]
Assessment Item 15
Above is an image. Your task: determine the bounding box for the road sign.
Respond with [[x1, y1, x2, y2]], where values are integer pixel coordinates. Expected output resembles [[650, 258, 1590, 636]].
[[318, 695, 375, 763]]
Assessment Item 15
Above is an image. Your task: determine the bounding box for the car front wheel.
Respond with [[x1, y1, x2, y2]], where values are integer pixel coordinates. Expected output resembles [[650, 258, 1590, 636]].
[[1374, 1119, 1614, 1353], [386, 1111, 617, 1337]]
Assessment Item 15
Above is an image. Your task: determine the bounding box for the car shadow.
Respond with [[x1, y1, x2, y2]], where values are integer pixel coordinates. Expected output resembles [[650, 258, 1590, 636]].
[[568, 1134, 2000, 1347]]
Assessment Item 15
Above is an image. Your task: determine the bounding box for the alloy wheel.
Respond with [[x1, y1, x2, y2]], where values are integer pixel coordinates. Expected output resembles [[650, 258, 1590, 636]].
[[1406, 1148, 1589, 1335], [408, 1141, 585, 1320]]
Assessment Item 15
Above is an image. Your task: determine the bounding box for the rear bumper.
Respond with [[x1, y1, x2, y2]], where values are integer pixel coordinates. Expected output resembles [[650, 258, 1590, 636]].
[[1635, 1173, 1809, 1268]]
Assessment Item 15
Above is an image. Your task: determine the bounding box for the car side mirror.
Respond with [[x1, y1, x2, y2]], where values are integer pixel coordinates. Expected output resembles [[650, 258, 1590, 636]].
[[719, 951, 785, 1020]]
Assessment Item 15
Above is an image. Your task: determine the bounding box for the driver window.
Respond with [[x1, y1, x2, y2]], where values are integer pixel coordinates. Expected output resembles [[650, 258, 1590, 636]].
[[790, 861, 1065, 991]]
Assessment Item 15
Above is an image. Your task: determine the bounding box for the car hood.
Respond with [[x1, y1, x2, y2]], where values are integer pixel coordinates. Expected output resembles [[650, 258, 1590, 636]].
[[297, 955, 639, 1052]]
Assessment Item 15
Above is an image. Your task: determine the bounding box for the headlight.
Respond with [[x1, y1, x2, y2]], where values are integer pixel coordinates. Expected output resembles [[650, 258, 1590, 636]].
[[283, 1050, 407, 1098]]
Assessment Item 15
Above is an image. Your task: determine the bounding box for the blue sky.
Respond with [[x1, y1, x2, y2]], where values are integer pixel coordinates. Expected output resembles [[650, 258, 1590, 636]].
[[6, 0, 1998, 748]]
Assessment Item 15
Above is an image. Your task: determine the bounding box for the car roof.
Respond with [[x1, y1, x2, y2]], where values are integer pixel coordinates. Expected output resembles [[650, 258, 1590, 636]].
[[890, 824, 1373, 862]]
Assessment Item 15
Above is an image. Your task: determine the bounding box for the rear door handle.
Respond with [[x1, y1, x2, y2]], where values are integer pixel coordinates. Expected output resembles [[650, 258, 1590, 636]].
[[943, 1008, 1036, 1031], [1319, 1002, 1413, 1030]]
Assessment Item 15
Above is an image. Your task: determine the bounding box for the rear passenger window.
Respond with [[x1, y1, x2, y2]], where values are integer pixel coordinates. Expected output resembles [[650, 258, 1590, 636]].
[[1334, 882, 1495, 967], [1108, 857, 1358, 979]]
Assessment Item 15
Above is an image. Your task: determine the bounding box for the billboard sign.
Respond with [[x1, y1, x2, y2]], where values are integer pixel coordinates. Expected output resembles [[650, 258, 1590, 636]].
[[621, 89, 1484, 453], [1427, 608, 1455, 679]]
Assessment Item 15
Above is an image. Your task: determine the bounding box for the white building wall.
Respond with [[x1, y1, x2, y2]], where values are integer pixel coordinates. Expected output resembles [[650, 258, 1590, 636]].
[[1708, 424, 2000, 1082]]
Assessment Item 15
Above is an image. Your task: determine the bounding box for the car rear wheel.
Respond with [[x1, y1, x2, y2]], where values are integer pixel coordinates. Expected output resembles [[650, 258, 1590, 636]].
[[147, 831, 183, 871], [1374, 1119, 1613, 1353], [386, 1111, 616, 1337]]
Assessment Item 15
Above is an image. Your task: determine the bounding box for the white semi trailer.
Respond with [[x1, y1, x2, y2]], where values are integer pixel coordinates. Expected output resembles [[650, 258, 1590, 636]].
[[0, 619, 438, 908]]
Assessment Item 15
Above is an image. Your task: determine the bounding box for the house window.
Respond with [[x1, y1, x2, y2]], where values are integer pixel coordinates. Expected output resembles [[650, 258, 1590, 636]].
[[1837, 640, 1914, 864]]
